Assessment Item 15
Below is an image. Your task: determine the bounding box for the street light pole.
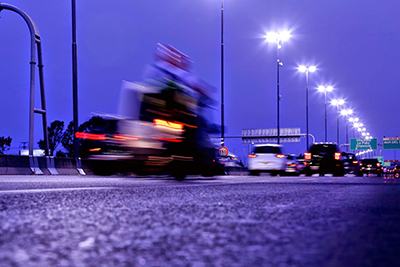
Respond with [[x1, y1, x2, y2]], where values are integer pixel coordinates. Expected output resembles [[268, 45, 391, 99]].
[[305, 70, 309, 149], [220, 0, 225, 146], [324, 90, 327, 142], [299, 66, 316, 150], [336, 105, 339, 144], [72, 0, 79, 159], [266, 31, 290, 144], [341, 109, 353, 152], [332, 99, 344, 145], [276, 40, 281, 144], [317, 86, 333, 142]]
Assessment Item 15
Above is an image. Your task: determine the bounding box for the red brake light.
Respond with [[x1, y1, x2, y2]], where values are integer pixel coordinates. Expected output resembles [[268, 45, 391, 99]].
[[334, 152, 341, 160], [304, 152, 311, 160], [155, 137, 182, 143], [113, 134, 140, 141], [377, 163, 381, 167], [248, 154, 257, 158], [352, 161, 359, 164], [276, 154, 285, 159], [75, 132, 106, 140]]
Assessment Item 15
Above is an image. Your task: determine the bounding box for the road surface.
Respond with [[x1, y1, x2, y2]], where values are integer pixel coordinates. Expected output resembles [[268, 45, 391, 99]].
[[1, 174, 400, 266]]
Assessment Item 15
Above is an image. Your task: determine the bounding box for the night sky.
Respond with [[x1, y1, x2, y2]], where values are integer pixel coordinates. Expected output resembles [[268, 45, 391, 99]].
[[1, 1, 399, 162]]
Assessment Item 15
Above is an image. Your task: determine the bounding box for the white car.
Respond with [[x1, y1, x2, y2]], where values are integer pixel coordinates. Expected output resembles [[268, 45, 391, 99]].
[[248, 144, 287, 176]]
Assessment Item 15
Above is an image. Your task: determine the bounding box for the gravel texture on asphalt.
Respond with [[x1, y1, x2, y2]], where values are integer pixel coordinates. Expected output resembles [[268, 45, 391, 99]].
[[1, 180, 400, 266]]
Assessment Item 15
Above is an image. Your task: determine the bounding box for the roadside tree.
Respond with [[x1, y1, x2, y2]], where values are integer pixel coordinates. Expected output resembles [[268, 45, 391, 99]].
[[0, 136, 12, 155], [38, 120, 64, 156]]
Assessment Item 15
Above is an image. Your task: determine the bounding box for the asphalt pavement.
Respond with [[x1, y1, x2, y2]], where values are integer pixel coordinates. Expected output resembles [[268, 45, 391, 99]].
[[1, 174, 400, 267]]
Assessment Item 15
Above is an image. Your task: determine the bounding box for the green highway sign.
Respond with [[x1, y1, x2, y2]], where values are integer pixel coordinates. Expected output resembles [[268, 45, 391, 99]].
[[383, 137, 400, 150], [350, 138, 377, 150], [375, 156, 384, 164]]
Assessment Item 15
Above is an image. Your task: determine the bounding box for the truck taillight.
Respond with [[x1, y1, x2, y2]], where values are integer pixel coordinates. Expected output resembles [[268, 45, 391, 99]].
[[75, 132, 106, 140], [334, 152, 341, 160], [113, 134, 140, 141], [304, 152, 311, 160], [154, 119, 184, 130]]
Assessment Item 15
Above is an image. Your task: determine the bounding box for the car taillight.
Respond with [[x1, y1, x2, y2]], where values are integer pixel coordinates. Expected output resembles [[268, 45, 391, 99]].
[[304, 152, 311, 160], [113, 134, 140, 141], [352, 161, 359, 164], [276, 154, 285, 159], [334, 152, 341, 160], [75, 132, 106, 140], [288, 163, 297, 167], [248, 154, 257, 158], [377, 163, 381, 167]]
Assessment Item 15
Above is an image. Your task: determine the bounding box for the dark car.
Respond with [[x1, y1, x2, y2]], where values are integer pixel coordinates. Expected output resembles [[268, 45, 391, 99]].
[[304, 143, 345, 176], [389, 164, 400, 178], [342, 152, 360, 175], [285, 154, 305, 176], [219, 153, 244, 173], [357, 158, 382, 177], [383, 165, 395, 176]]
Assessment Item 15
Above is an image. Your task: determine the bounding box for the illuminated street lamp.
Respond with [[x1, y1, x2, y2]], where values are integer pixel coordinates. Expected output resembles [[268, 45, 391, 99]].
[[340, 108, 353, 151], [331, 99, 345, 144], [317, 86, 333, 142], [299, 65, 317, 149], [266, 31, 291, 144]]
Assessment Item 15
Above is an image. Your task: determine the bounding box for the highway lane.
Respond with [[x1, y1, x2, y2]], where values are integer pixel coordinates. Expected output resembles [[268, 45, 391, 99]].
[[1, 174, 400, 266]]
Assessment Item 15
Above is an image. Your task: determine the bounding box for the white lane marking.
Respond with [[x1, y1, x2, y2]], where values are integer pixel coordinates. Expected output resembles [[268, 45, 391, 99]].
[[0, 187, 119, 194]]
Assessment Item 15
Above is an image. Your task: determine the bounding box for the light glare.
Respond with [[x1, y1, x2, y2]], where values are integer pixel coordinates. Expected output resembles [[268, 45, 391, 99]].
[[298, 65, 307, 72], [279, 31, 291, 41], [266, 31, 291, 43], [318, 85, 333, 92], [266, 32, 278, 42]]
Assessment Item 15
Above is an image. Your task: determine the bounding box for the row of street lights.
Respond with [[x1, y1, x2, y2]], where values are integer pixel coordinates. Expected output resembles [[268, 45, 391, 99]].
[[266, 30, 373, 151]]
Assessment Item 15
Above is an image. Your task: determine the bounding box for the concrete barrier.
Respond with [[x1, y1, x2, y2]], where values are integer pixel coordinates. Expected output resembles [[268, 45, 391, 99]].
[[0, 155, 33, 175], [0, 155, 91, 175]]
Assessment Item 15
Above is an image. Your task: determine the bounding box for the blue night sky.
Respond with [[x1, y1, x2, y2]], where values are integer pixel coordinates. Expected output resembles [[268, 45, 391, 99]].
[[1, 1, 399, 162]]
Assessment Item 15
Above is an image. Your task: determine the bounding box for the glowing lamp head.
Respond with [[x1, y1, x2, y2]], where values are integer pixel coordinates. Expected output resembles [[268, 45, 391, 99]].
[[308, 66, 317, 72], [298, 65, 307, 73]]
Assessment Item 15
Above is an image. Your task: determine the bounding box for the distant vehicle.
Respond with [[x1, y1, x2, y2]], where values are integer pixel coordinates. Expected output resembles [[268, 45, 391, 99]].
[[219, 153, 244, 173], [285, 154, 303, 176], [342, 152, 360, 175], [357, 158, 382, 177], [247, 144, 287, 176], [304, 143, 345, 176], [296, 157, 308, 175], [393, 164, 400, 178], [383, 165, 395, 175]]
